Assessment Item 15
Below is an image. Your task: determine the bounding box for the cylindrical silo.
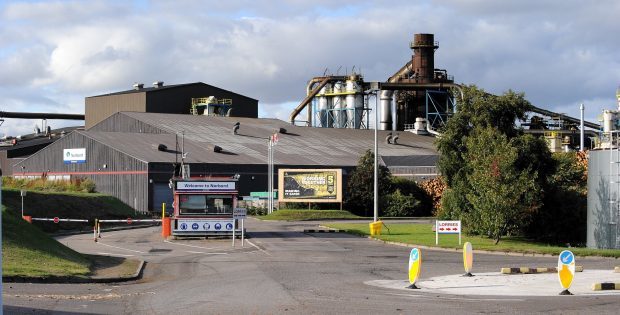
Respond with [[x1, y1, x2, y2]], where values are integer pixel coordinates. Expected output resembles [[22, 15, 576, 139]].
[[333, 81, 346, 128], [318, 83, 332, 128], [345, 74, 364, 129], [603, 110, 616, 133]]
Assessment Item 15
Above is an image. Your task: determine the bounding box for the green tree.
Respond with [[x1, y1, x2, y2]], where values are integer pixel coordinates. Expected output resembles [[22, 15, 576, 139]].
[[436, 85, 552, 243], [463, 127, 539, 244], [345, 150, 392, 216]]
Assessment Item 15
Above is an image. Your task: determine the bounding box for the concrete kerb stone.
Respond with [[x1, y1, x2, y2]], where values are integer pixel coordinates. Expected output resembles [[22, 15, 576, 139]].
[[501, 266, 584, 274], [615, 266, 620, 273], [90, 260, 146, 283], [592, 283, 620, 291], [2, 260, 146, 284]]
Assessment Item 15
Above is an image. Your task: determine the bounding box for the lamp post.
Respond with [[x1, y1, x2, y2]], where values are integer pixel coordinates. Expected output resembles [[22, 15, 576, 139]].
[[369, 82, 381, 223]]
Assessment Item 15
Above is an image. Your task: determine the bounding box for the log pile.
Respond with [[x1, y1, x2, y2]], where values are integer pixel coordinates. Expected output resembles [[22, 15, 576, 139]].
[[419, 177, 446, 215], [575, 150, 588, 180]]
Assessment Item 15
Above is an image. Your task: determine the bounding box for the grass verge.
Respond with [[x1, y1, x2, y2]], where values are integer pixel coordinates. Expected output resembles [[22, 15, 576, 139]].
[[323, 222, 620, 258], [2, 205, 91, 278], [259, 209, 361, 221]]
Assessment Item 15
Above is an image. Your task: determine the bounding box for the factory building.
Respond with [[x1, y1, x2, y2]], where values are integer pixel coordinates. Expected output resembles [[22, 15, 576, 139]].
[[85, 81, 258, 129], [13, 111, 439, 214]]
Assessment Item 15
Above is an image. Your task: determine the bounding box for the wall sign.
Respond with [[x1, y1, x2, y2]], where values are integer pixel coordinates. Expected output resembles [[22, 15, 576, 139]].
[[176, 181, 236, 191], [63, 148, 86, 164]]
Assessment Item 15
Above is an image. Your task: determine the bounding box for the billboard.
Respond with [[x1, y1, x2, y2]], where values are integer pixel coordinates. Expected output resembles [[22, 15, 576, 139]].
[[278, 169, 342, 203]]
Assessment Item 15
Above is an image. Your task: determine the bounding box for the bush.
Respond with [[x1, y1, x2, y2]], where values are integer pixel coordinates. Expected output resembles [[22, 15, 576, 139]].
[[247, 206, 268, 216], [2, 177, 97, 193], [383, 189, 421, 217], [391, 177, 433, 216]]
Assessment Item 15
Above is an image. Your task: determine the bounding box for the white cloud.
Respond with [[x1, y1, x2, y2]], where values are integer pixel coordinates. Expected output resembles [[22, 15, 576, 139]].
[[0, 0, 619, 137]]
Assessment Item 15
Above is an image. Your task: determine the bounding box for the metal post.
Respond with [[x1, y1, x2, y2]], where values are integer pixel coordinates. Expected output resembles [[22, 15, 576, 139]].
[[374, 91, 379, 223], [241, 219, 245, 247], [21, 193, 24, 218], [580, 103, 584, 151], [435, 220, 439, 245], [232, 219, 236, 247], [268, 140, 272, 214]]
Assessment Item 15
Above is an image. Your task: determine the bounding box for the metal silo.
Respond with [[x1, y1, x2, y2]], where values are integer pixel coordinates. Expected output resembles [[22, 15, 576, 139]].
[[333, 81, 346, 128], [318, 83, 332, 127], [345, 74, 364, 129]]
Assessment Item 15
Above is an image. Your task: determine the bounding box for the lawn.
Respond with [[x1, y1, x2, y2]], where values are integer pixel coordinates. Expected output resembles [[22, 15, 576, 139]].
[[2, 205, 91, 278], [323, 222, 620, 258]]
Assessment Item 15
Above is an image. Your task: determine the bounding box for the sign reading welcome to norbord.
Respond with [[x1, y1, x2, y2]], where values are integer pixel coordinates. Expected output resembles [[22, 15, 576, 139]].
[[176, 181, 236, 191], [63, 148, 86, 164], [278, 169, 342, 203]]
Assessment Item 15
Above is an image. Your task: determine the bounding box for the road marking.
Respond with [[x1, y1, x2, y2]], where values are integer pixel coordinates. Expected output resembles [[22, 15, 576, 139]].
[[186, 251, 228, 255], [97, 252, 135, 257], [164, 240, 222, 250], [96, 242, 147, 254], [245, 239, 271, 256]]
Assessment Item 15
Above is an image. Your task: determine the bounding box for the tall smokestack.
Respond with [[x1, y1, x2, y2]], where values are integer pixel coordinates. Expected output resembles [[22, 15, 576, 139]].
[[411, 34, 438, 83]]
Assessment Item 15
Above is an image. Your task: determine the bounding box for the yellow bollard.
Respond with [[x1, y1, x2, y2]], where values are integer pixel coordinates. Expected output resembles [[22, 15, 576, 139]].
[[369, 221, 383, 236]]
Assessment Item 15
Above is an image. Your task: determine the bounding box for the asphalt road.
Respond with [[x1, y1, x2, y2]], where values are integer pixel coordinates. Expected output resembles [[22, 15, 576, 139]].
[[3, 218, 620, 314]]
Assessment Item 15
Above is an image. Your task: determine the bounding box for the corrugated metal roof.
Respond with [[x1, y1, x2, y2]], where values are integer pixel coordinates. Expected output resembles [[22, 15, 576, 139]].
[[82, 112, 438, 166]]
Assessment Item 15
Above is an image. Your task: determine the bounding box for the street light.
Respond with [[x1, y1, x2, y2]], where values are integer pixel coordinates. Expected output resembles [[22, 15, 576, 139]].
[[368, 82, 381, 223]]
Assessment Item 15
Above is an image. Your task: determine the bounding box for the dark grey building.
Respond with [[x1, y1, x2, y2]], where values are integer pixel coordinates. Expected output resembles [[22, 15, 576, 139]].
[[85, 82, 258, 129], [14, 112, 439, 214]]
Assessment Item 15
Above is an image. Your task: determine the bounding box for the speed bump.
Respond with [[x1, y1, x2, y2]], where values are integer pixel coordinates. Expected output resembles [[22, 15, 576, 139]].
[[501, 266, 583, 274], [592, 283, 620, 291]]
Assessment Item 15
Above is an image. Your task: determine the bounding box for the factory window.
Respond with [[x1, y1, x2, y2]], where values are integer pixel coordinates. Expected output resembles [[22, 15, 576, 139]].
[[178, 194, 233, 215]]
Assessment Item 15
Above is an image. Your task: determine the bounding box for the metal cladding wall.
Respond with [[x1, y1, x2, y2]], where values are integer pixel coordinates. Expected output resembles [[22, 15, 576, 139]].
[[12, 131, 150, 213], [85, 83, 258, 129], [587, 150, 620, 249], [85, 93, 146, 129]]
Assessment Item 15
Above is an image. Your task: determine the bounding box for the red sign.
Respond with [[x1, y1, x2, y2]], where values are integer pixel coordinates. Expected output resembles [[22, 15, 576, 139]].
[[53, 217, 59, 223], [127, 218, 133, 224]]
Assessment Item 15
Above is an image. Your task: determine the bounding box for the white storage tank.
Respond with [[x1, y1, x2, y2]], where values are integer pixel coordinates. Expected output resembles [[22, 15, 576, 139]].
[[332, 81, 346, 128], [345, 74, 364, 129], [318, 83, 332, 128]]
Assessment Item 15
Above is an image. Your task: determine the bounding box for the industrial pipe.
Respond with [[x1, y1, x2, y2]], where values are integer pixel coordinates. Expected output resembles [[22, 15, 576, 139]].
[[289, 76, 348, 125], [0, 111, 84, 120], [580, 103, 585, 152], [379, 60, 414, 130]]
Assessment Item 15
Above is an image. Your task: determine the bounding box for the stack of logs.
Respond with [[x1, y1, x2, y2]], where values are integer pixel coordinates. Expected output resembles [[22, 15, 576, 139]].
[[575, 150, 588, 180], [419, 177, 446, 215]]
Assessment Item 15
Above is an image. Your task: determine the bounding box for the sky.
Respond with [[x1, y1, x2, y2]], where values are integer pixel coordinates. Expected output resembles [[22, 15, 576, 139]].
[[1, 0, 619, 136]]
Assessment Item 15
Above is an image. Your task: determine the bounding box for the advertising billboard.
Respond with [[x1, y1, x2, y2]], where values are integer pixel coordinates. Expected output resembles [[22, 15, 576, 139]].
[[278, 169, 342, 203]]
